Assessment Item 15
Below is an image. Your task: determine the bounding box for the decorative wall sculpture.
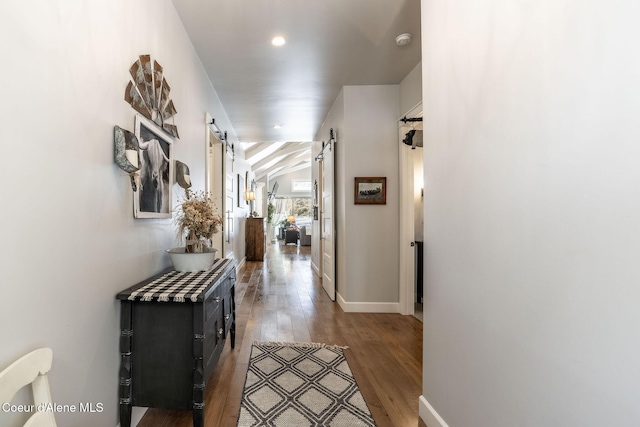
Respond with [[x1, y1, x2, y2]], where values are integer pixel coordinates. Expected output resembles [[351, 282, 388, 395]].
[[114, 125, 141, 191], [175, 160, 192, 189], [124, 55, 179, 138]]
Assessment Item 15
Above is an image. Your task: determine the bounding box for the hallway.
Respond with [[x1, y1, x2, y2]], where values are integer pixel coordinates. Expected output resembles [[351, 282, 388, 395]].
[[139, 242, 424, 427]]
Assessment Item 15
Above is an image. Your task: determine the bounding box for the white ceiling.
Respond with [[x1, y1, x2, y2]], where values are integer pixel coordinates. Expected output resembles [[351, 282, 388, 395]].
[[171, 0, 422, 148]]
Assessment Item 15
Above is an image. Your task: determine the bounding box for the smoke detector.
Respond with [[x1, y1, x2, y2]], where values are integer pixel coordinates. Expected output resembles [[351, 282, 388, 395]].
[[395, 33, 412, 46]]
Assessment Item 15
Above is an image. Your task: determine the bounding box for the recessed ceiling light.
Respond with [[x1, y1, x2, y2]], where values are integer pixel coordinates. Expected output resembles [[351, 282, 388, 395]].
[[271, 36, 286, 46], [273, 124, 282, 129]]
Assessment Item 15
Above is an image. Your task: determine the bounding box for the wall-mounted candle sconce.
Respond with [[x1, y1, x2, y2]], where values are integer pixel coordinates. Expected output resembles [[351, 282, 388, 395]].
[[175, 160, 192, 189], [245, 179, 257, 217], [244, 175, 255, 204], [114, 125, 141, 191]]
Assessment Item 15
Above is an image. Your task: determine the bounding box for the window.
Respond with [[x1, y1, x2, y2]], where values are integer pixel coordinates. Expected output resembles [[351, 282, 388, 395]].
[[291, 179, 312, 192], [278, 197, 312, 227], [292, 198, 312, 217]]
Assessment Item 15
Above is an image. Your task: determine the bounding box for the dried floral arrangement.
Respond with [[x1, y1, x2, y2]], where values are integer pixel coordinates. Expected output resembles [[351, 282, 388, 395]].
[[175, 189, 223, 253]]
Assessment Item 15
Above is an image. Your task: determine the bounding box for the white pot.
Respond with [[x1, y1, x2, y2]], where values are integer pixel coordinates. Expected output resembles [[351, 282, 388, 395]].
[[167, 247, 218, 272]]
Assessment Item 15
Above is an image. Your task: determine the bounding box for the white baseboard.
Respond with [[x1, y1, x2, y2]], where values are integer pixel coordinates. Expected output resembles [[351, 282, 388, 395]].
[[336, 293, 401, 313], [419, 395, 449, 427], [235, 256, 246, 273], [311, 260, 320, 277]]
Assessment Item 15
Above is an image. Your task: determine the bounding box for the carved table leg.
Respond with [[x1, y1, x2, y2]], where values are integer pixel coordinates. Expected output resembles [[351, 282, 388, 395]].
[[231, 285, 236, 349], [192, 303, 205, 427], [192, 355, 205, 427], [119, 301, 133, 427]]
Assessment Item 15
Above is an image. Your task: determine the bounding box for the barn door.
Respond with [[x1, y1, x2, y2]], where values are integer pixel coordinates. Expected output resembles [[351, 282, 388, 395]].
[[206, 115, 225, 256], [398, 104, 424, 317], [321, 140, 336, 301]]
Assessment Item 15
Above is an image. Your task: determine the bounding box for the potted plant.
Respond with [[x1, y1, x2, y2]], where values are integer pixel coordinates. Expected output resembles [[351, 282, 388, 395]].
[[267, 202, 275, 223], [266, 202, 275, 242], [167, 189, 223, 272]]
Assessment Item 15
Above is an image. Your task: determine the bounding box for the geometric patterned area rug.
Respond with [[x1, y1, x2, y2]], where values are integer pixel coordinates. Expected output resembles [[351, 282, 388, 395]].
[[237, 342, 377, 427]]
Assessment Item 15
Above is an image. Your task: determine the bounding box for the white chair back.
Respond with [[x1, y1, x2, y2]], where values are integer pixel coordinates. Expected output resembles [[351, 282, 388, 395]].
[[0, 348, 57, 427]]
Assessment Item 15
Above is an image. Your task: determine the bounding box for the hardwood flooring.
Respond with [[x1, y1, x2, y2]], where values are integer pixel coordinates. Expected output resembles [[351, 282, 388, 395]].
[[138, 242, 424, 427]]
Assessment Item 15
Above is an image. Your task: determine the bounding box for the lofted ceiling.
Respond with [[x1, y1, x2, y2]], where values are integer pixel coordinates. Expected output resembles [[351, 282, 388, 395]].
[[171, 0, 421, 177]]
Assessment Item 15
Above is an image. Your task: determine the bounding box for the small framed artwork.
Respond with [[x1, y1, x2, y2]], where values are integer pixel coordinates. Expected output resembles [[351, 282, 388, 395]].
[[134, 114, 174, 218], [354, 177, 386, 205]]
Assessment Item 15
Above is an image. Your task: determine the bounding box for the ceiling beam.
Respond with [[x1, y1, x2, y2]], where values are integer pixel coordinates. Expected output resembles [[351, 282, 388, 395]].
[[251, 142, 310, 170], [254, 149, 309, 175], [269, 162, 312, 179], [255, 151, 310, 180], [255, 152, 298, 175], [256, 166, 282, 181], [243, 142, 272, 160]]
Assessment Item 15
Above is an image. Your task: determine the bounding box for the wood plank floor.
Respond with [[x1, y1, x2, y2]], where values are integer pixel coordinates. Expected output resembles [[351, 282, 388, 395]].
[[138, 242, 425, 427]]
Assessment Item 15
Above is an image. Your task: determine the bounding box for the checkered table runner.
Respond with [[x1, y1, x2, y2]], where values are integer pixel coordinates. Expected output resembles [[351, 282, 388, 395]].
[[127, 258, 233, 303]]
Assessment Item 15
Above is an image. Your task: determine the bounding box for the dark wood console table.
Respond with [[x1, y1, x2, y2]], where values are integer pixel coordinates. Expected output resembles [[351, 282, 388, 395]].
[[245, 217, 265, 261], [116, 258, 236, 427]]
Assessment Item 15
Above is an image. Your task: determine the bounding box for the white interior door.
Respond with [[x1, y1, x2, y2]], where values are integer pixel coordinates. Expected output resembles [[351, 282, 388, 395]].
[[311, 161, 323, 278], [225, 173, 234, 260], [321, 143, 335, 301], [398, 104, 423, 315], [206, 119, 225, 255], [399, 123, 416, 315]]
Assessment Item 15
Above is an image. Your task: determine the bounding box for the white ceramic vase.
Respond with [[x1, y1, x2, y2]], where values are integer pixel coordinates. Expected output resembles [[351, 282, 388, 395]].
[[167, 247, 218, 272]]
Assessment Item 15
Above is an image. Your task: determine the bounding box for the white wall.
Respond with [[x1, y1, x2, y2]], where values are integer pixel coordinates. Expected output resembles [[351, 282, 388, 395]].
[[420, 0, 640, 426], [0, 1, 238, 425], [316, 86, 401, 306], [268, 168, 312, 199], [400, 61, 422, 116], [342, 86, 400, 303]]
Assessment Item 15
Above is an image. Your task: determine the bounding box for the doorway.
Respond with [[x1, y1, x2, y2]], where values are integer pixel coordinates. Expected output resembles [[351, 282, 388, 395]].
[[398, 104, 424, 320], [320, 141, 336, 301], [206, 114, 225, 256]]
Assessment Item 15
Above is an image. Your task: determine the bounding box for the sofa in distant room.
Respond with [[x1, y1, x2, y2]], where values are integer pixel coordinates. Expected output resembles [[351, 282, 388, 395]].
[[299, 226, 311, 246], [285, 229, 298, 244]]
